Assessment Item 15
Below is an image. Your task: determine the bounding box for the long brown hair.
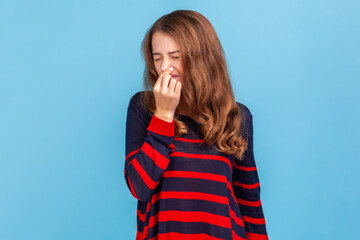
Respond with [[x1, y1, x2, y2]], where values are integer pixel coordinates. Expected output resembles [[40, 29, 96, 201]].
[[140, 10, 249, 160]]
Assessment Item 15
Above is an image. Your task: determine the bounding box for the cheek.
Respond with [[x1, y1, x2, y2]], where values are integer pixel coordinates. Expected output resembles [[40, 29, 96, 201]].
[[154, 62, 161, 75], [177, 64, 184, 74], [173, 62, 182, 72]]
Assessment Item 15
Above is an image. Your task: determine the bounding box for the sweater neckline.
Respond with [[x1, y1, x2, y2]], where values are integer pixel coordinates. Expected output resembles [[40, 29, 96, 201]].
[[178, 114, 200, 125], [178, 114, 193, 120]]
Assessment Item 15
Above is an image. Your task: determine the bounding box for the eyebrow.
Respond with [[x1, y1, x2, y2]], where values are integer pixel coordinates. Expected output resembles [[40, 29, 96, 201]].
[[152, 50, 180, 55]]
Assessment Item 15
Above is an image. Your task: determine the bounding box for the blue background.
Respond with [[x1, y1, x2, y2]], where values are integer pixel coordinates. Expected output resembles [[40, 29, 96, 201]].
[[1, 0, 359, 239]]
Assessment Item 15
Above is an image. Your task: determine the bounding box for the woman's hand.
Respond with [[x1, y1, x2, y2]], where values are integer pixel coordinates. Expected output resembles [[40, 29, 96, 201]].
[[153, 67, 182, 122]]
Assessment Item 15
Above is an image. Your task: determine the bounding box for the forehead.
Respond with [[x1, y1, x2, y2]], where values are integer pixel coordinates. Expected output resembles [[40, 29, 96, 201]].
[[151, 31, 180, 53]]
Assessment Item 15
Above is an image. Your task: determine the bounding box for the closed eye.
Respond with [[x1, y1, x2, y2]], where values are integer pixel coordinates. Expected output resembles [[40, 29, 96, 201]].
[[154, 57, 179, 61]]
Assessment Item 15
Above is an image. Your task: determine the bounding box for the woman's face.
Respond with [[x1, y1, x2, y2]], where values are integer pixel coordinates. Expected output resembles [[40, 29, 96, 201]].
[[151, 31, 183, 82]]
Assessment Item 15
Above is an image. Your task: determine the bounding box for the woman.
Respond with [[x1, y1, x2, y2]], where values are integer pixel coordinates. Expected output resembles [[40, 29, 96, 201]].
[[125, 10, 268, 240]]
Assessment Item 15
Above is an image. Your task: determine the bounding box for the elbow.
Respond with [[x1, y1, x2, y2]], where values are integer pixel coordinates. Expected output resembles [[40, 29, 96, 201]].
[[124, 169, 153, 202]]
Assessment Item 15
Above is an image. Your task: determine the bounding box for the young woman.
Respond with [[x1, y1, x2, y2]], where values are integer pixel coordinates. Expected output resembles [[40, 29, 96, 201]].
[[124, 10, 269, 240]]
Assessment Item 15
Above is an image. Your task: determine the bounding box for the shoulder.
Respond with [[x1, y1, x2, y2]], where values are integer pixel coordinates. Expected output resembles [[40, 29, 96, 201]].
[[128, 90, 150, 111], [235, 101, 253, 136], [235, 101, 253, 120], [128, 91, 144, 108], [127, 90, 152, 121]]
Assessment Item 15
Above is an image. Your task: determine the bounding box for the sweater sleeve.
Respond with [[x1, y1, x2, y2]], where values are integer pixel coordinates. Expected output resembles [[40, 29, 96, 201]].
[[124, 91, 176, 202], [232, 103, 269, 240]]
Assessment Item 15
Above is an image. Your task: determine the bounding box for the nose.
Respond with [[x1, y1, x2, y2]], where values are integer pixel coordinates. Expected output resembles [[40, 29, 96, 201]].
[[160, 57, 171, 73]]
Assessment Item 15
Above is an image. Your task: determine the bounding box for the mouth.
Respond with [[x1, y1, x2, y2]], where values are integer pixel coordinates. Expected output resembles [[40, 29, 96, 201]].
[[171, 75, 179, 78]]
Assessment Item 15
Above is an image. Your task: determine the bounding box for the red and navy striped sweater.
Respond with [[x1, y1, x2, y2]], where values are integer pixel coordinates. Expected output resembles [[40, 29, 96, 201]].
[[124, 91, 268, 240]]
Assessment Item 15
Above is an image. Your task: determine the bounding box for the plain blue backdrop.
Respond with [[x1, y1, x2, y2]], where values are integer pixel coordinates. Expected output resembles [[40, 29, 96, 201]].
[[1, 0, 359, 239]]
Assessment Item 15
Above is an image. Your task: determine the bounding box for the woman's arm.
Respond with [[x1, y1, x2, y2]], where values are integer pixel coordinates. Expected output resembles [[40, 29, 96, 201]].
[[124, 91, 175, 202], [232, 104, 269, 240]]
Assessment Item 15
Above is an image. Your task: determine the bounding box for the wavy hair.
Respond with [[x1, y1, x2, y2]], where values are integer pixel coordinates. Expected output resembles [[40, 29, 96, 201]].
[[140, 10, 249, 160]]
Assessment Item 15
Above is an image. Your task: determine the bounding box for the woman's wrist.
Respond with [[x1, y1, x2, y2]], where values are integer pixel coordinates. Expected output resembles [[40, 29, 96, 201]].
[[154, 111, 174, 122]]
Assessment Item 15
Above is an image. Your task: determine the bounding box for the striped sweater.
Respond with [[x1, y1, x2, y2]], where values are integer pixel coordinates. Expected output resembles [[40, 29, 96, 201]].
[[124, 91, 268, 240]]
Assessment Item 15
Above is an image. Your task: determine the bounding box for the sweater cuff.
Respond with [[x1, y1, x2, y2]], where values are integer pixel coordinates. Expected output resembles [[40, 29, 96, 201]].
[[246, 232, 269, 240], [147, 115, 175, 137]]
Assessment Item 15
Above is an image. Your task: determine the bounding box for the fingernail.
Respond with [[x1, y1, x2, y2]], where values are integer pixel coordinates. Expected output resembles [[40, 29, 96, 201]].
[[169, 67, 174, 71]]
